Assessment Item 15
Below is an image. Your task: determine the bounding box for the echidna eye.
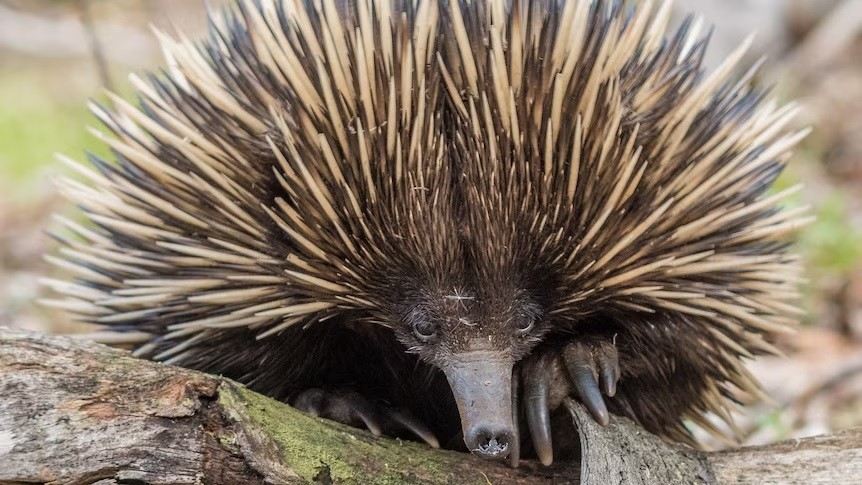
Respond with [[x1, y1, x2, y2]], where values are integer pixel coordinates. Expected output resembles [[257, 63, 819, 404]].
[[412, 320, 437, 341], [515, 315, 536, 336]]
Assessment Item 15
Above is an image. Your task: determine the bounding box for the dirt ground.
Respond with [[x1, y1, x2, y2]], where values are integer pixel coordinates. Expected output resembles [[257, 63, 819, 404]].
[[1, 0, 861, 451]]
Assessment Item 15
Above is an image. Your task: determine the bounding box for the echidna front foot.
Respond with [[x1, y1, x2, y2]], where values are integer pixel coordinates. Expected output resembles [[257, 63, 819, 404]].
[[561, 339, 620, 425], [521, 338, 620, 465], [293, 388, 439, 448]]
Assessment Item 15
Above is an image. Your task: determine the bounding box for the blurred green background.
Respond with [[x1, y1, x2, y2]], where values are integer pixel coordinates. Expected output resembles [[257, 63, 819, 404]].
[[0, 0, 861, 450]]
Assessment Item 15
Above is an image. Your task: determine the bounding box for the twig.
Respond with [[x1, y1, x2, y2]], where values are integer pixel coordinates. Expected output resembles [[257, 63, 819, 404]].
[[769, 0, 862, 86], [76, 0, 114, 91]]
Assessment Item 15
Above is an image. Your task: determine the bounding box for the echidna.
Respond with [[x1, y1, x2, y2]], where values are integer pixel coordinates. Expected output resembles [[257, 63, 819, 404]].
[[45, 0, 810, 466]]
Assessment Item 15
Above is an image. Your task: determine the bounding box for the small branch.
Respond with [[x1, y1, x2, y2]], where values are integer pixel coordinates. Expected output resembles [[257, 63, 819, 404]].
[[76, 0, 115, 91], [770, 0, 862, 86]]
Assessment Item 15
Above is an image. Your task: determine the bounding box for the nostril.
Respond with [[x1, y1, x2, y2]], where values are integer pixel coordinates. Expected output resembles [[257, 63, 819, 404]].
[[479, 434, 508, 453], [470, 428, 512, 459]]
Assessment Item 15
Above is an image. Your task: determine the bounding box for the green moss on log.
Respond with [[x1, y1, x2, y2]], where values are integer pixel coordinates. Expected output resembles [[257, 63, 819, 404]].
[[219, 383, 496, 484]]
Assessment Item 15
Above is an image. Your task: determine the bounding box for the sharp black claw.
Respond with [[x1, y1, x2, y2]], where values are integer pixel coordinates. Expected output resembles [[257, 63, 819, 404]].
[[563, 345, 610, 427], [596, 345, 620, 397], [346, 395, 382, 436], [294, 390, 442, 447], [524, 355, 554, 466], [571, 365, 609, 426], [356, 411, 383, 436], [387, 408, 440, 448], [601, 367, 617, 397]]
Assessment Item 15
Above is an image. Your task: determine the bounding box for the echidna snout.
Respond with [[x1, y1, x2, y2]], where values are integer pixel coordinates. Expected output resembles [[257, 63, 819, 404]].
[[442, 351, 516, 461]]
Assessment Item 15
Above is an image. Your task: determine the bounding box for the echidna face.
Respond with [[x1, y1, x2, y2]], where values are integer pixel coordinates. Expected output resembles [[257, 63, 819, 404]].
[[389, 276, 549, 459]]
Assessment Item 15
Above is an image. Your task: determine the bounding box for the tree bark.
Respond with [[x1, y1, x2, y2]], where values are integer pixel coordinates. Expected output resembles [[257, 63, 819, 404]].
[[0, 327, 859, 485]]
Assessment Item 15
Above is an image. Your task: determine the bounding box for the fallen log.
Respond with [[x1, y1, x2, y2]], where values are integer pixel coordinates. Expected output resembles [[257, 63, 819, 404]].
[[0, 327, 859, 484]]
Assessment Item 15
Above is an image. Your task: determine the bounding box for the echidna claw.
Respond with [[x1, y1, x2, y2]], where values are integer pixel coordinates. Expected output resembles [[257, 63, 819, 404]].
[[568, 361, 609, 426], [385, 407, 440, 448], [292, 389, 439, 448], [562, 339, 620, 427], [522, 352, 555, 466], [519, 338, 620, 465], [293, 389, 382, 435]]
